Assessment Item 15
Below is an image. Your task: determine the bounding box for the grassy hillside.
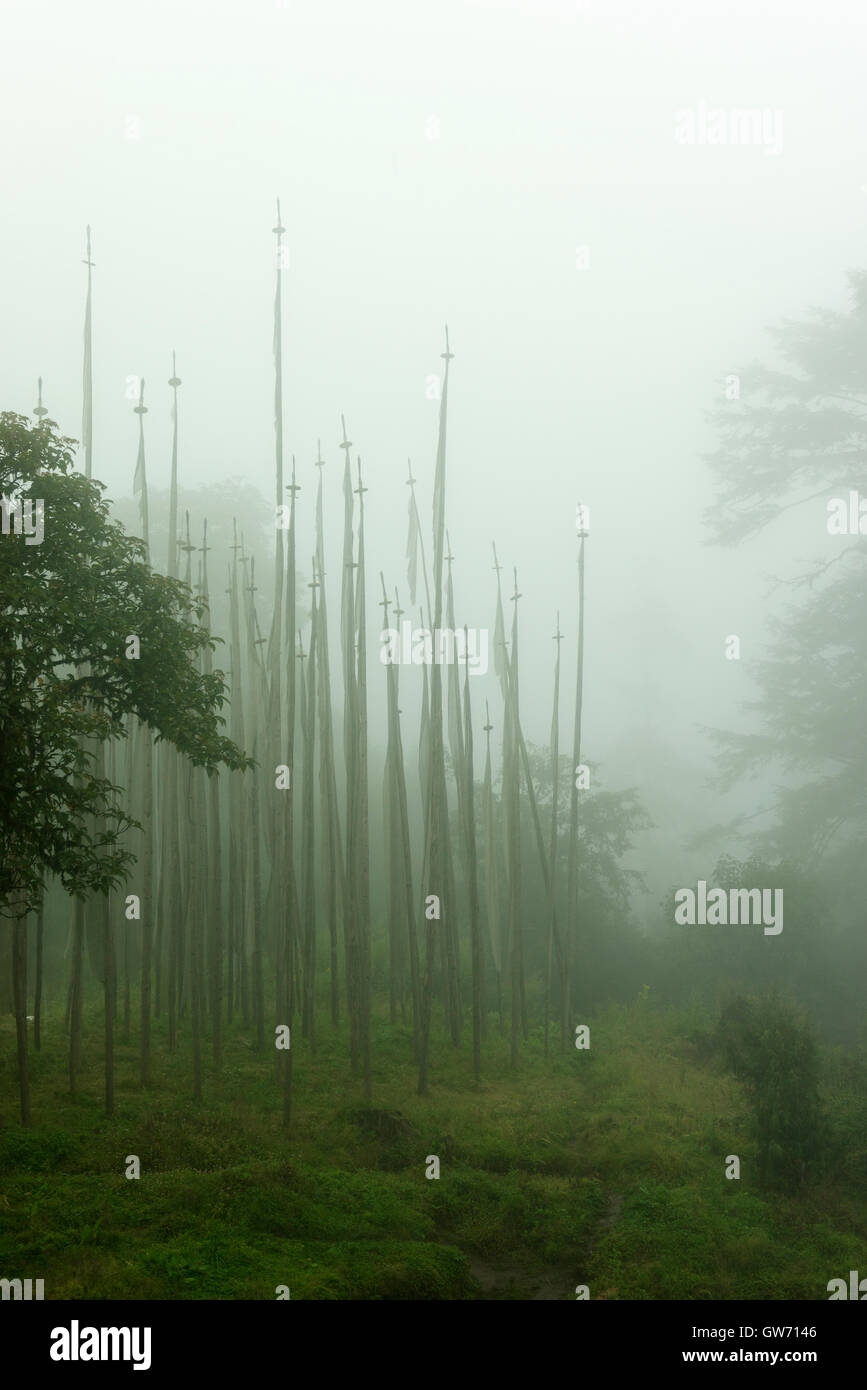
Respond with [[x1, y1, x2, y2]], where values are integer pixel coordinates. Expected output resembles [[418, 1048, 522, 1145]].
[[1, 997, 864, 1300]]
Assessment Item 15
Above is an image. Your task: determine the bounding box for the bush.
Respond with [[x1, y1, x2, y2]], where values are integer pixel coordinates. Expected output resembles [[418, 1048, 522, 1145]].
[[717, 994, 826, 1189]]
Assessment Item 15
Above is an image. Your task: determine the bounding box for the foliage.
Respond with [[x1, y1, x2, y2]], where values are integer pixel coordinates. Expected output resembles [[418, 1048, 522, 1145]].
[[2, 998, 863, 1299], [717, 993, 827, 1190], [704, 272, 867, 860], [0, 413, 251, 915]]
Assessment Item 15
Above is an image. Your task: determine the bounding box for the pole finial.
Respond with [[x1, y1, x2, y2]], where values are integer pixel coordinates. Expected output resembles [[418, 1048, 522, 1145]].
[[34, 377, 48, 419], [483, 698, 493, 735], [340, 415, 352, 455]]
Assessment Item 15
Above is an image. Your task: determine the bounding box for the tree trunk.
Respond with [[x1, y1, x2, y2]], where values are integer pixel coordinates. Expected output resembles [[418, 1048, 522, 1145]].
[[462, 646, 482, 1080], [69, 897, 84, 1093], [102, 888, 114, 1117], [209, 770, 222, 1069], [12, 895, 30, 1125], [140, 728, 154, 1086], [34, 897, 43, 1052]]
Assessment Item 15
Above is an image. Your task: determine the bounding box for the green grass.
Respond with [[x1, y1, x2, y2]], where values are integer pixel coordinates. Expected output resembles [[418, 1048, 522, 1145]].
[[1, 995, 865, 1298]]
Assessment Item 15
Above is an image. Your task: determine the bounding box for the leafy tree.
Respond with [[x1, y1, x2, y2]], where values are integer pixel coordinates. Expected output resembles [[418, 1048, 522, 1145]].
[[466, 747, 651, 1011], [717, 994, 826, 1189], [650, 849, 867, 1048], [110, 478, 307, 640], [523, 748, 650, 917], [0, 413, 250, 1122], [705, 271, 867, 860], [0, 414, 250, 911]]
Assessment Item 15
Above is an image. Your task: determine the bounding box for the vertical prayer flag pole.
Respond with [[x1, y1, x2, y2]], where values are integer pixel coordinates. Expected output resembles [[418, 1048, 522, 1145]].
[[354, 458, 372, 1099], [545, 615, 563, 1057], [565, 511, 588, 1049], [419, 326, 460, 1094], [81, 226, 95, 480], [314, 442, 344, 1028], [167, 354, 181, 578]]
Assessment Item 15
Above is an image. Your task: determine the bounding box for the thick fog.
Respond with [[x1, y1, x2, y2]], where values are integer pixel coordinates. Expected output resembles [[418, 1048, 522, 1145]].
[[3, 0, 866, 913], [8, 1, 867, 1332]]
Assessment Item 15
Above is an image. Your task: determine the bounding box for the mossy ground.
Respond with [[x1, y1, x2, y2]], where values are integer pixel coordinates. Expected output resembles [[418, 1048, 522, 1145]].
[[1, 994, 864, 1298]]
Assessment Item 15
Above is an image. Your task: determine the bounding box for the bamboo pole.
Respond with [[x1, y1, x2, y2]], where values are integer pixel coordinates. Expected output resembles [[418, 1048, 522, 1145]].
[[199, 520, 223, 1068], [419, 327, 459, 1094], [481, 702, 502, 1032], [129, 381, 155, 1086], [339, 422, 360, 1072], [301, 561, 318, 1045], [462, 629, 482, 1079], [244, 554, 267, 1049], [280, 460, 301, 1129], [354, 459, 372, 1099], [392, 589, 422, 1054], [545, 614, 562, 1057], [314, 444, 345, 1028], [226, 524, 246, 1024], [564, 523, 587, 1049]]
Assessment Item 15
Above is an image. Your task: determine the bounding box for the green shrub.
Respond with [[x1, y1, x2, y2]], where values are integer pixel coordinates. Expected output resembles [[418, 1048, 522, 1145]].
[[717, 994, 826, 1189]]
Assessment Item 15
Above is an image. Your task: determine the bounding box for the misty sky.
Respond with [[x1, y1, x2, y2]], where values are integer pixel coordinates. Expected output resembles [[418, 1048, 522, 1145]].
[[3, 0, 866, 902]]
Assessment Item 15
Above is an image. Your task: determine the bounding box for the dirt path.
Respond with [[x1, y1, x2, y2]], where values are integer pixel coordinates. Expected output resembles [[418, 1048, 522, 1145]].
[[466, 1190, 624, 1300], [469, 1256, 575, 1300]]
